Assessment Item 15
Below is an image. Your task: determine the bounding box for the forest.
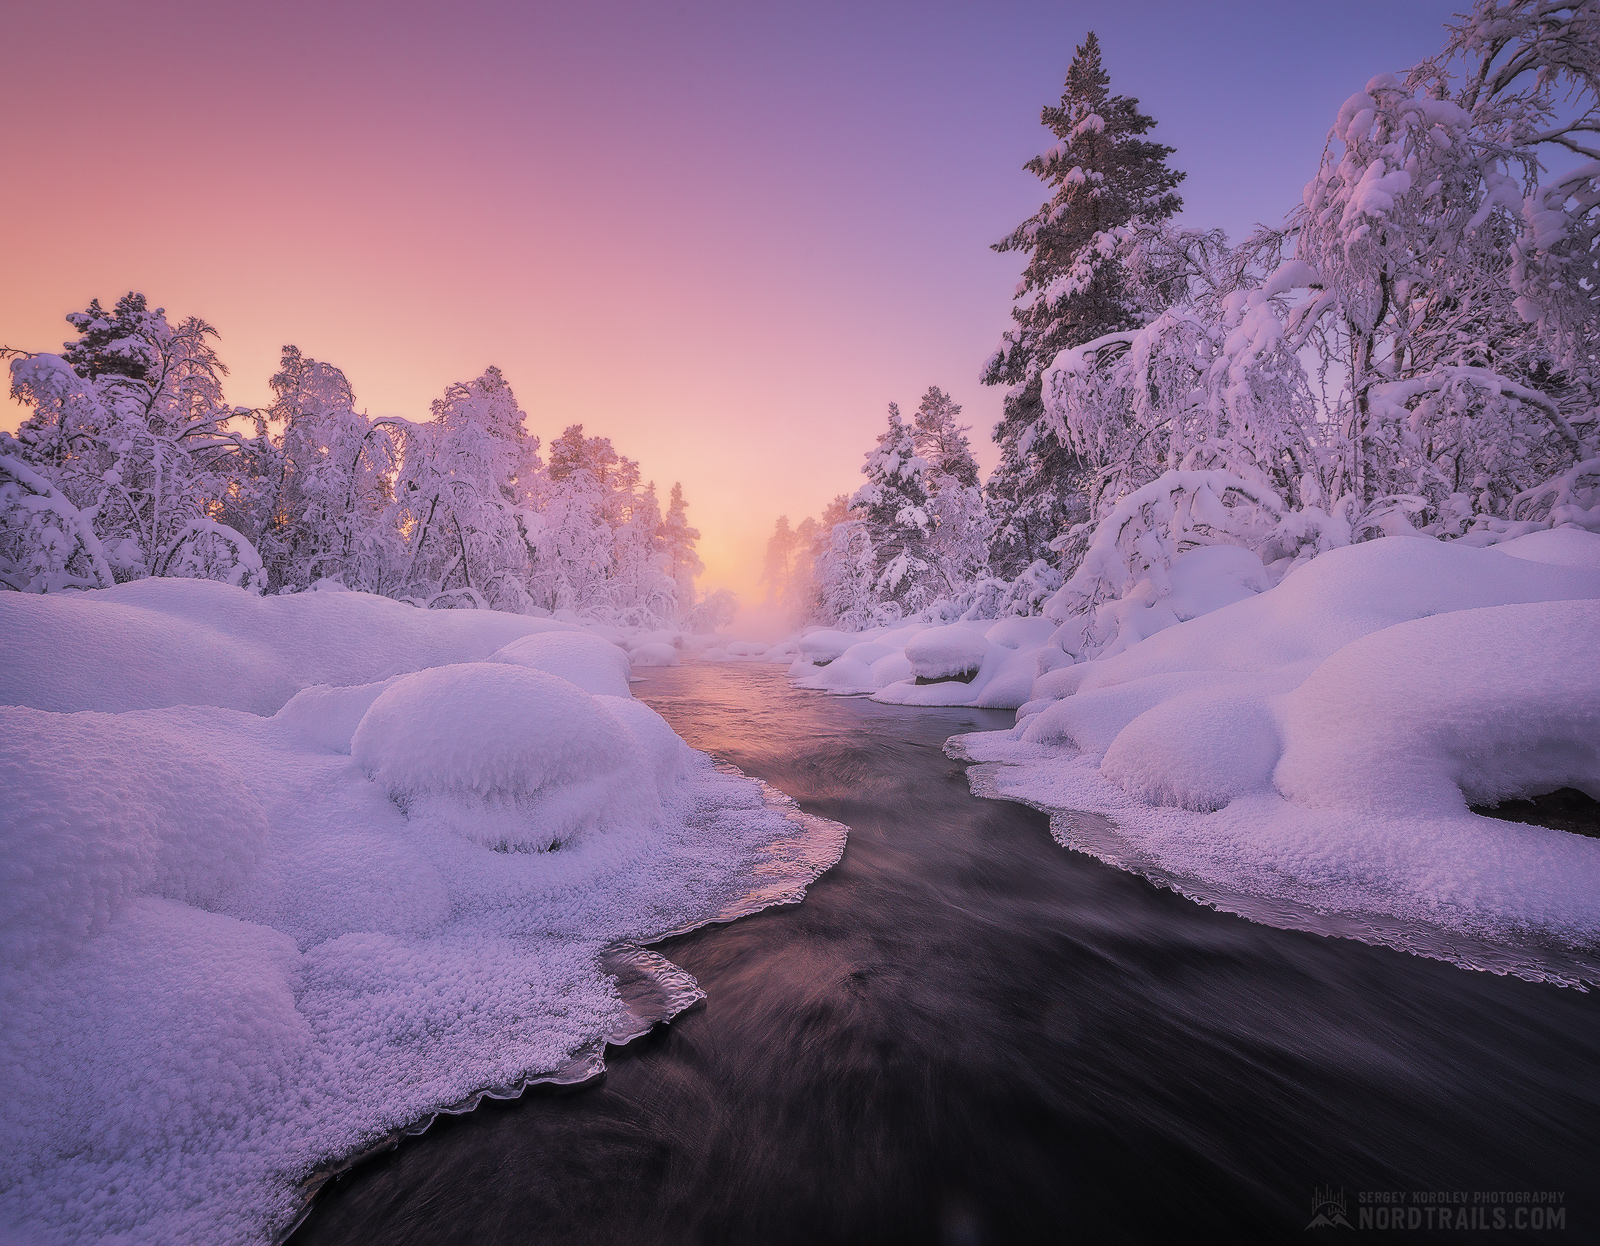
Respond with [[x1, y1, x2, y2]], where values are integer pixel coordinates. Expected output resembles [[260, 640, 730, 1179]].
[[763, 13, 1598, 640], [4, 6, 1597, 646]]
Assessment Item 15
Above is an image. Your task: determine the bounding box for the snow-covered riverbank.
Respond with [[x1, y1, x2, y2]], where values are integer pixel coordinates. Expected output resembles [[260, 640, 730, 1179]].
[[758, 531, 1600, 980], [0, 581, 843, 1246]]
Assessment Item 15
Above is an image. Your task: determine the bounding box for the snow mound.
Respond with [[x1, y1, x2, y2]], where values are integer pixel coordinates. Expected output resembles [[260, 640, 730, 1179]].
[[1274, 600, 1600, 815], [904, 625, 990, 679], [795, 629, 856, 664], [273, 679, 399, 754], [952, 536, 1600, 978], [487, 630, 633, 696], [628, 641, 680, 667], [352, 664, 661, 852], [1492, 525, 1600, 570], [792, 637, 912, 694], [1, 709, 268, 962]]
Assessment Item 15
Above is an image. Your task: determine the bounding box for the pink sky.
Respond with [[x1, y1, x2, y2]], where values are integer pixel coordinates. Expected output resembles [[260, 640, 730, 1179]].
[[2, 0, 1456, 600]]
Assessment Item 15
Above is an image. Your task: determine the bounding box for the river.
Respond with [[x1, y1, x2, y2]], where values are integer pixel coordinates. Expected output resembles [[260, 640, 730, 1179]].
[[292, 664, 1599, 1243]]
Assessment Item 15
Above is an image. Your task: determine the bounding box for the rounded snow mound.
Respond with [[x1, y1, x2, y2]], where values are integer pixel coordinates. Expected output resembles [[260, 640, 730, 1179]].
[[596, 694, 691, 789], [1276, 599, 1600, 815], [351, 663, 662, 851], [0, 707, 268, 962], [904, 625, 990, 680], [1101, 685, 1283, 812], [796, 630, 855, 664], [488, 630, 633, 696], [1492, 525, 1600, 570], [274, 678, 398, 753], [628, 641, 680, 668]]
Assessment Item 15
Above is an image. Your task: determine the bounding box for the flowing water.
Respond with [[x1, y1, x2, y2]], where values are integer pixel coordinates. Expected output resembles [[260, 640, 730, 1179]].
[[292, 664, 1599, 1243]]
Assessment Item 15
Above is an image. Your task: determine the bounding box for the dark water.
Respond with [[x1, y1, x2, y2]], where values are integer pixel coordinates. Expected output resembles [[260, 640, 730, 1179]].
[[294, 665, 1599, 1244]]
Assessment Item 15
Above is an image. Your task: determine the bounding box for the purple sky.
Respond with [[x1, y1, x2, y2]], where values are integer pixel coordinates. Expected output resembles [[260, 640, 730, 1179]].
[[1, 0, 1459, 595]]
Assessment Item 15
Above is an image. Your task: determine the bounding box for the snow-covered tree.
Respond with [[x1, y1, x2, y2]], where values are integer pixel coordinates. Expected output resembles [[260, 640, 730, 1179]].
[[910, 387, 992, 595], [3, 297, 264, 590], [812, 512, 877, 630], [236, 346, 396, 593], [659, 482, 703, 614], [761, 514, 797, 603], [1269, 0, 1600, 535], [387, 367, 540, 609], [982, 32, 1185, 574], [851, 402, 942, 613]]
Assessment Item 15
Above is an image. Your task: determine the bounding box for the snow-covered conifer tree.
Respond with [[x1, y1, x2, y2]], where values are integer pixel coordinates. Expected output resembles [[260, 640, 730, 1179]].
[[981, 32, 1185, 575], [911, 387, 991, 595], [851, 402, 941, 614], [761, 515, 796, 603], [659, 482, 704, 617]]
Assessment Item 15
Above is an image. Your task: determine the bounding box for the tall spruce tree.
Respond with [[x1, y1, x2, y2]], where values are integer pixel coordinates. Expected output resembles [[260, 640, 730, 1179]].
[[981, 32, 1184, 576]]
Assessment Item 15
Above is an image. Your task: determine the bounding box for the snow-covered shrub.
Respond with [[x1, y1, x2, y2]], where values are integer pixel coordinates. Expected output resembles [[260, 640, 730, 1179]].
[[0, 452, 115, 592]]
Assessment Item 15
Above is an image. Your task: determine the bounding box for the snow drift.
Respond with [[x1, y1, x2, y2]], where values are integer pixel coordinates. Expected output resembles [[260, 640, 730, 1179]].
[[0, 582, 844, 1246]]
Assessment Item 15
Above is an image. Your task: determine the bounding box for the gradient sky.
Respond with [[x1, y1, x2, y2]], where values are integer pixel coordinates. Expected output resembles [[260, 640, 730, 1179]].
[[2, 0, 1459, 599]]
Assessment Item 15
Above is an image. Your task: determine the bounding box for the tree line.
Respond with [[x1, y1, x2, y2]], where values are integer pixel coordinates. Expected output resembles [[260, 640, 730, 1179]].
[[1, 297, 732, 628], [765, 2, 1598, 632]]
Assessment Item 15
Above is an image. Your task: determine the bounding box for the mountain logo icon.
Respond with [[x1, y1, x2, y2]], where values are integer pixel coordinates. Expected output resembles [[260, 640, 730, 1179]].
[[1307, 1187, 1354, 1230]]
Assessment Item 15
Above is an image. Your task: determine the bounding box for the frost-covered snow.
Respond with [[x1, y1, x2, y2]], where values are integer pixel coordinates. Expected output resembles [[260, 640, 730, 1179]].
[[0, 582, 843, 1246], [948, 533, 1600, 981]]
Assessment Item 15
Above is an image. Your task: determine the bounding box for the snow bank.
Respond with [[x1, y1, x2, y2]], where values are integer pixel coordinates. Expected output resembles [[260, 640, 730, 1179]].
[[0, 577, 562, 715], [770, 545, 1278, 711], [950, 533, 1600, 981], [0, 582, 844, 1246]]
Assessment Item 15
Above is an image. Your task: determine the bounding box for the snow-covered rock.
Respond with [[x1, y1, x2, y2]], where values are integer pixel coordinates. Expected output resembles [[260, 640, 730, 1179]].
[[352, 663, 668, 851], [795, 629, 857, 665], [628, 641, 680, 667], [903, 625, 990, 680]]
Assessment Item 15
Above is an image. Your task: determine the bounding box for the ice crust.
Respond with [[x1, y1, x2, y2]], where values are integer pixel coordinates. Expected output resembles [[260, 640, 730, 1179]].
[[0, 583, 843, 1245], [948, 534, 1600, 978]]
